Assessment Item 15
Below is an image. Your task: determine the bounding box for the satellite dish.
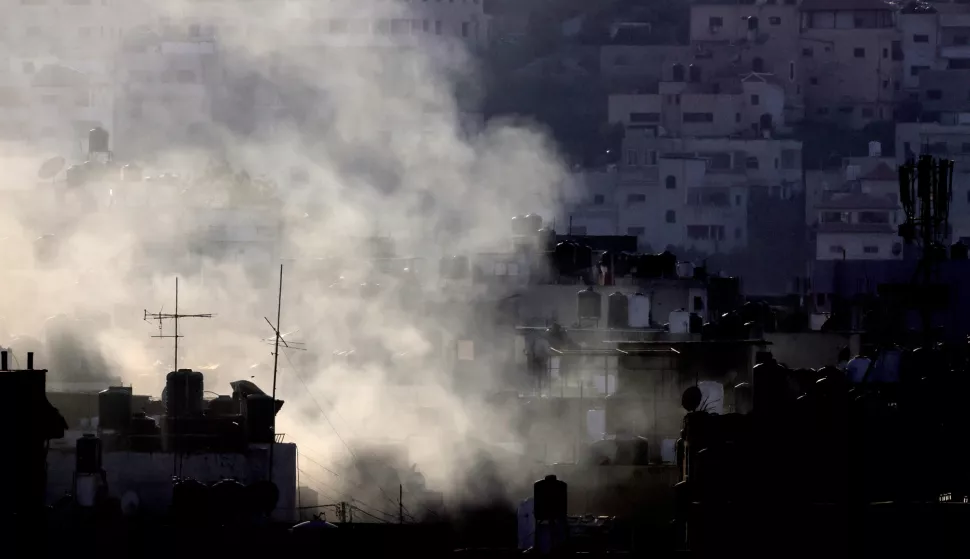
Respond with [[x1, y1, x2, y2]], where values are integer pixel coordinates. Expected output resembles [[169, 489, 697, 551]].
[[37, 156, 66, 180]]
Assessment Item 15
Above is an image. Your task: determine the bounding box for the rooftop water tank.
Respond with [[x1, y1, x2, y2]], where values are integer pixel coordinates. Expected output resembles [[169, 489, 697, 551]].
[[607, 292, 629, 328], [628, 293, 651, 328], [523, 213, 542, 234], [75, 434, 102, 474], [577, 286, 602, 320], [669, 310, 691, 334], [98, 386, 132, 432], [88, 127, 109, 153], [533, 474, 567, 521], [165, 369, 204, 417], [677, 261, 694, 279], [121, 164, 142, 182]]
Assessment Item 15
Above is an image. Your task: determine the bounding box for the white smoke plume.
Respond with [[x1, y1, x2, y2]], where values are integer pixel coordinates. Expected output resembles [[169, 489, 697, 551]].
[[0, 0, 568, 518]]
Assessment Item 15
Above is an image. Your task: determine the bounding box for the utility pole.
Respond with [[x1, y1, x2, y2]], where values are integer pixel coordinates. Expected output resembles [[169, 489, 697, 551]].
[[399, 484, 404, 524]]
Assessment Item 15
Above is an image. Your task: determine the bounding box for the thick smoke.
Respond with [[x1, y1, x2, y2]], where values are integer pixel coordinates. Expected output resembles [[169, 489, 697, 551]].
[[0, 1, 567, 518]]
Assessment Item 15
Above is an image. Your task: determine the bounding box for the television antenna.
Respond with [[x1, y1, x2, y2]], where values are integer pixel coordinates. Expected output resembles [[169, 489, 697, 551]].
[[263, 264, 303, 483], [143, 277, 213, 374]]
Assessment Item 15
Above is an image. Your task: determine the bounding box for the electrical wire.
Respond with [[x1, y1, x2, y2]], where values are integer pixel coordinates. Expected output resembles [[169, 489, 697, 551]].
[[279, 349, 422, 521]]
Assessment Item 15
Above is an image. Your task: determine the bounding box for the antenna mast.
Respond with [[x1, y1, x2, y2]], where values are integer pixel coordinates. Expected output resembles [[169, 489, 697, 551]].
[[144, 277, 214, 372], [143, 277, 213, 478], [262, 264, 304, 483]]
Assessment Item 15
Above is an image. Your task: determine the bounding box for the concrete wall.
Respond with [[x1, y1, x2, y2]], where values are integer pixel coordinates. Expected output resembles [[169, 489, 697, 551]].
[[46, 442, 298, 522]]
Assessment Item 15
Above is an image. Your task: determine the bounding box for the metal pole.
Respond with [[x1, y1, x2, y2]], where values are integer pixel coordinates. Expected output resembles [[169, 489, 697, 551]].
[[269, 264, 283, 483]]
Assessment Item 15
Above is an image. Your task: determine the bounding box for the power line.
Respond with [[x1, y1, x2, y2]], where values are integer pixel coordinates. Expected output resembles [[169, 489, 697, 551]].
[[278, 349, 419, 521]]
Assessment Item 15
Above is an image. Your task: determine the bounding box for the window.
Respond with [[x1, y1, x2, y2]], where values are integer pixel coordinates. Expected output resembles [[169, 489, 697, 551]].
[[854, 48, 865, 58], [461, 22, 470, 38], [829, 245, 845, 254], [769, 17, 781, 25], [665, 175, 677, 189], [861, 108, 874, 118], [956, 35, 970, 46], [687, 226, 708, 240], [645, 150, 658, 165], [802, 47, 813, 57], [593, 194, 605, 205], [735, 194, 742, 206], [821, 211, 848, 223], [435, 20, 442, 34], [810, 77, 819, 85], [746, 156, 759, 170], [423, 20, 430, 32], [627, 193, 646, 204], [863, 246, 880, 254], [913, 34, 929, 43], [629, 112, 660, 123], [683, 112, 714, 123], [709, 17, 723, 27], [927, 89, 942, 100], [911, 65, 929, 76], [750, 94, 760, 106], [625, 149, 638, 166], [883, 47, 888, 59], [962, 142, 970, 153], [627, 227, 645, 236], [665, 210, 676, 223], [858, 211, 889, 224]]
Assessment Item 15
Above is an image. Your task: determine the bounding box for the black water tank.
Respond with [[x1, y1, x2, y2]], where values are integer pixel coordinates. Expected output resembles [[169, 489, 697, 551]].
[[688, 64, 701, 83], [172, 479, 210, 519], [210, 479, 247, 517], [951, 241, 968, 260], [511, 215, 528, 236], [608, 292, 630, 328], [658, 251, 677, 278], [246, 480, 281, 516], [537, 228, 557, 251], [76, 434, 102, 474], [88, 127, 109, 153], [121, 164, 141, 182], [165, 369, 204, 417], [533, 474, 567, 521], [65, 164, 86, 187], [244, 393, 276, 444], [672, 63, 685, 82], [523, 213, 542, 234], [129, 412, 158, 435], [207, 395, 236, 417], [577, 287, 602, 320], [451, 255, 469, 279], [689, 313, 704, 334], [98, 386, 132, 432], [554, 242, 577, 274]]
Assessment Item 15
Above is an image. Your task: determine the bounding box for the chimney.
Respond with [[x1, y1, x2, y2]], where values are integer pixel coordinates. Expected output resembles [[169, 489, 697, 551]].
[[27, 352, 34, 370], [1, 351, 6, 371]]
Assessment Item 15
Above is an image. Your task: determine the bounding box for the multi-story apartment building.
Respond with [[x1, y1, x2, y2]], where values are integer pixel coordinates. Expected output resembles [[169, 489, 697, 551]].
[[798, 0, 902, 129], [0, 0, 490, 159], [564, 67, 801, 255], [808, 144, 904, 261], [688, 0, 804, 122]]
